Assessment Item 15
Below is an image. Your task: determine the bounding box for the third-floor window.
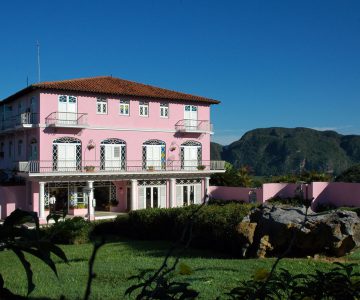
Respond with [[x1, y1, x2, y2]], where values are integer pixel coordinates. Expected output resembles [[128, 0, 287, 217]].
[[119, 100, 130, 116], [139, 101, 149, 117], [160, 103, 169, 118], [97, 98, 108, 114]]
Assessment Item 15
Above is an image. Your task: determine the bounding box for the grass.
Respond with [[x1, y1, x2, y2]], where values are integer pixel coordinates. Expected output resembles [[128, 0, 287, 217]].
[[1, 239, 360, 299]]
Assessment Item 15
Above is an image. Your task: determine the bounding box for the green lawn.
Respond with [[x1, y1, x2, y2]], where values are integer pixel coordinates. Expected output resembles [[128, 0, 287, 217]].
[[1, 239, 360, 299]]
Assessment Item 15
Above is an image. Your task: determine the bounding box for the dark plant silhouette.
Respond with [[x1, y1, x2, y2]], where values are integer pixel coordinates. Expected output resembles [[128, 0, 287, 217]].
[[0, 209, 68, 298]]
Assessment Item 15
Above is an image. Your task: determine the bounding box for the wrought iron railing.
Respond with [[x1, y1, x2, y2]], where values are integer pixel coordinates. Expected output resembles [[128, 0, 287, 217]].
[[0, 113, 39, 130], [45, 112, 88, 127], [16, 160, 225, 174], [175, 119, 213, 132]]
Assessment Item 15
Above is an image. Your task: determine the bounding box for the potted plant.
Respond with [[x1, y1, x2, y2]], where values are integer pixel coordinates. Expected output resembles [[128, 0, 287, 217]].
[[147, 166, 155, 171], [87, 144, 95, 150], [110, 199, 119, 207], [84, 165, 95, 172], [169, 146, 176, 152], [197, 165, 206, 170]]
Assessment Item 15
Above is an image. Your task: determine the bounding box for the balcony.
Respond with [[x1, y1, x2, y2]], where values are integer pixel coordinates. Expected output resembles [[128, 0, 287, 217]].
[[16, 160, 225, 175], [45, 112, 88, 128], [0, 113, 38, 132], [175, 119, 213, 133]]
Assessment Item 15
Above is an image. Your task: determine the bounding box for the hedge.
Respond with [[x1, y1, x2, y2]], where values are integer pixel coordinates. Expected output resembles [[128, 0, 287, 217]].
[[92, 203, 255, 255]]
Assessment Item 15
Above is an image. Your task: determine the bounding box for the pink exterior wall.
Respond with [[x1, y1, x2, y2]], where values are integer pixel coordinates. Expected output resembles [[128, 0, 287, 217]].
[[38, 92, 211, 165], [0, 186, 27, 219]]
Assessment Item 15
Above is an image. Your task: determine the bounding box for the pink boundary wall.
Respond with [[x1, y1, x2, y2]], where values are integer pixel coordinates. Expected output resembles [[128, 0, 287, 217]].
[[208, 186, 262, 202], [209, 182, 360, 208], [0, 186, 27, 219]]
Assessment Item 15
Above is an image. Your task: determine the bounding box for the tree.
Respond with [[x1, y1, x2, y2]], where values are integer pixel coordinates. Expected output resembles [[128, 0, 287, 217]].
[[335, 164, 360, 182]]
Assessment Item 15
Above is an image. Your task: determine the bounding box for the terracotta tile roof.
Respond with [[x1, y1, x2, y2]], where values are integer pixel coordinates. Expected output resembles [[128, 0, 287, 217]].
[[26, 76, 219, 104]]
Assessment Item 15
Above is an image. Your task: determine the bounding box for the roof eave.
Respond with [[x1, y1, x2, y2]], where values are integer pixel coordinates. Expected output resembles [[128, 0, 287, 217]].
[[1, 85, 221, 105]]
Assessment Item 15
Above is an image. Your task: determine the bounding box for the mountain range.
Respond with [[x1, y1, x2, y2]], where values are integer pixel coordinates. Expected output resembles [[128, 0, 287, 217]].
[[210, 127, 360, 176]]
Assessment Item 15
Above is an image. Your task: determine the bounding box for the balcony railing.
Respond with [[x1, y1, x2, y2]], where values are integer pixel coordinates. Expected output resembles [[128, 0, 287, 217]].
[[175, 119, 213, 133], [45, 112, 88, 128], [17, 160, 225, 174], [0, 113, 38, 131]]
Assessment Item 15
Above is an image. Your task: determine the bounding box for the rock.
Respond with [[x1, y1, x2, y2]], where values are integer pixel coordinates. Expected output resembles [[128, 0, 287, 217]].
[[239, 204, 360, 258], [257, 235, 273, 258], [237, 221, 257, 257]]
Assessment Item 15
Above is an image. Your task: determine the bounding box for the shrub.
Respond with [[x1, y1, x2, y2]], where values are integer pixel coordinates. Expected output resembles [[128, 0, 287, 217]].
[[207, 198, 246, 206], [43, 217, 93, 244], [267, 196, 305, 206], [92, 203, 255, 255]]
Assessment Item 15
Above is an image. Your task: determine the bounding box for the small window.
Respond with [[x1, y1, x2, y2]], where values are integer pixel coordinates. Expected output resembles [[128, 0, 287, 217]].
[[9, 141, 12, 158], [139, 101, 149, 117], [18, 140, 23, 156], [119, 100, 130, 116], [18, 102, 22, 114], [97, 98, 108, 114], [69, 96, 77, 103], [160, 103, 169, 118], [59, 95, 67, 102]]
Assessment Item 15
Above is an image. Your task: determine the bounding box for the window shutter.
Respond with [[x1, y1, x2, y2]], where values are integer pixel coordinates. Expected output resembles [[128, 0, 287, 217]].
[[195, 184, 202, 204], [176, 186, 182, 207], [160, 186, 166, 208], [138, 187, 144, 209]]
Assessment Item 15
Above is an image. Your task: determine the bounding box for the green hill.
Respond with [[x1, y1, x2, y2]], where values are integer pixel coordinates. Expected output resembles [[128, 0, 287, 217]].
[[211, 127, 360, 176]]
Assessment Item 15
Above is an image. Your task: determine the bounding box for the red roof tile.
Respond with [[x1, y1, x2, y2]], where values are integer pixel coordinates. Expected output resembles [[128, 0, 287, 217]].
[[28, 76, 219, 104]]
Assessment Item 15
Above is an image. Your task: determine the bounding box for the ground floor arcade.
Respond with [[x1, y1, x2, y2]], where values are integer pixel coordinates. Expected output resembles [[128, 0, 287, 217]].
[[24, 176, 211, 222]]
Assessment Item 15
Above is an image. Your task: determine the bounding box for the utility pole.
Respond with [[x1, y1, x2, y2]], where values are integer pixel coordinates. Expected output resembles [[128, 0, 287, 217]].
[[36, 41, 41, 83]]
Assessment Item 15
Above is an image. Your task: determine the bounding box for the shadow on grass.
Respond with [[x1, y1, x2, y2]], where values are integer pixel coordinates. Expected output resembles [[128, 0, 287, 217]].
[[109, 238, 235, 259], [56, 257, 87, 264]]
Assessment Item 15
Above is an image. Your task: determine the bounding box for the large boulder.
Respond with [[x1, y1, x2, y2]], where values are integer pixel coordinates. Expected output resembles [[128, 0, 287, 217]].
[[238, 204, 360, 258]]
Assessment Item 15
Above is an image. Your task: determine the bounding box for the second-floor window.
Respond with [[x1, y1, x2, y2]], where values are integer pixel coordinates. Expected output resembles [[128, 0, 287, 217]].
[[97, 98, 108, 114], [119, 100, 130, 116], [160, 103, 169, 118], [18, 140, 23, 157], [139, 101, 149, 117]]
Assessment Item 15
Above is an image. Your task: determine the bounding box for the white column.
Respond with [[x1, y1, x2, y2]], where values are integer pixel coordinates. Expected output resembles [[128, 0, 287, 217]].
[[87, 181, 95, 220], [131, 179, 138, 211], [204, 177, 210, 203], [169, 178, 176, 208], [39, 181, 45, 219]]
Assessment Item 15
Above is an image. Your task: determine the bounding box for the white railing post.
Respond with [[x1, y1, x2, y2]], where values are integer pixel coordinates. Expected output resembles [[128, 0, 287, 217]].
[[169, 178, 176, 208], [131, 179, 138, 211], [39, 182, 45, 220]]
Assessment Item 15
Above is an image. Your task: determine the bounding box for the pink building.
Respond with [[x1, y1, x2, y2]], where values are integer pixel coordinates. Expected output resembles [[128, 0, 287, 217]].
[[0, 76, 225, 221]]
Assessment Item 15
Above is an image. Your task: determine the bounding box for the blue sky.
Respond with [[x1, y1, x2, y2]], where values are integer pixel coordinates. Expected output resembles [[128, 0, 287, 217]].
[[1, 0, 359, 145]]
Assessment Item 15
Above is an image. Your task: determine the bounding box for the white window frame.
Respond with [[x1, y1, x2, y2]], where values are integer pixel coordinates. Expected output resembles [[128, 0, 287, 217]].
[[139, 101, 149, 117], [97, 98, 108, 114], [176, 183, 201, 206], [139, 184, 166, 209], [119, 100, 130, 116], [160, 103, 169, 118]]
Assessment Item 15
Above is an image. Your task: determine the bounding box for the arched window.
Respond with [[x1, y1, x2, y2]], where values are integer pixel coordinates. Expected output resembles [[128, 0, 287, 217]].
[[142, 140, 166, 170], [100, 139, 126, 170], [180, 141, 202, 170], [52, 137, 82, 171]]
